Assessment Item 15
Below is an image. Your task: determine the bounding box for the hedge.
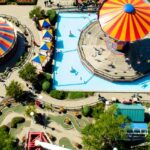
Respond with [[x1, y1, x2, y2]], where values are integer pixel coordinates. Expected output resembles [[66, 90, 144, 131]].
[[17, 0, 38, 5], [50, 90, 68, 100], [69, 92, 94, 99], [11, 117, 25, 128]]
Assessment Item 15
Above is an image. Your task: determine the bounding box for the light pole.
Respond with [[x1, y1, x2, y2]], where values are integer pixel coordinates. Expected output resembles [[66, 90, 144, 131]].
[[30, 111, 35, 123]]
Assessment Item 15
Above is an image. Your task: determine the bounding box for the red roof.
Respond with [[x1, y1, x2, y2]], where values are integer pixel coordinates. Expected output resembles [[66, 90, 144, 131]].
[[27, 132, 48, 150]]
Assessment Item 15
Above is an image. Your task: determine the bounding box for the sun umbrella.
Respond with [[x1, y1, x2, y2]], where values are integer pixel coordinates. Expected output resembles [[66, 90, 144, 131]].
[[39, 18, 51, 29], [40, 41, 52, 51], [99, 0, 150, 42], [32, 53, 47, 64], [42, 29, 53, 40], [0, 21, 15, 56]]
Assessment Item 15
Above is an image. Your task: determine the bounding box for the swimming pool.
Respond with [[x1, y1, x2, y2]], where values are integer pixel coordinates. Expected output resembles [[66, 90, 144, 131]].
[[53, 13, 150, 92]]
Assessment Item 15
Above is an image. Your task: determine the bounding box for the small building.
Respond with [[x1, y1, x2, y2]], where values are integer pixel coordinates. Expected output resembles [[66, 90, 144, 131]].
[[117, 103, 145, 122], [116, 103, 148, 140]]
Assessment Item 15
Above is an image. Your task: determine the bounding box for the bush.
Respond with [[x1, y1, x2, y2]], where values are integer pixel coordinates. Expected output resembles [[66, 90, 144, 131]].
[[69, 92, 85, 99], [42, 81, 51, 92], [11, 117, 25, 128], [91, 103, 105, 119], [46, 9, 57, 25], [44, 73, 51, 81], [82, 106, 92, 117], [50, 90, 68, 100], [0, 125, 10, 133], [69, 92, 94, 99]]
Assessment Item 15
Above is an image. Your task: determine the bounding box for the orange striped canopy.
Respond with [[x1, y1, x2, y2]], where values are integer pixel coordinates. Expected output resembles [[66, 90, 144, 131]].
[[99, 0, 150, 42]]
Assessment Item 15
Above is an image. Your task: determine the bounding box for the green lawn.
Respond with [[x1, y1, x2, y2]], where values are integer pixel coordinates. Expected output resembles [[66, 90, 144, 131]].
[[49, 114, 89, 132], [49, 114, 73, 130], [0, 104, 25, 124], [10, 120, 31, 137], [59, 137, 76, 150]]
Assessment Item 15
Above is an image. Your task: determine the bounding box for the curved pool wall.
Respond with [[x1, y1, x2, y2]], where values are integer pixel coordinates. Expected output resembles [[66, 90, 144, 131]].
[[53, 13, 150, 92]]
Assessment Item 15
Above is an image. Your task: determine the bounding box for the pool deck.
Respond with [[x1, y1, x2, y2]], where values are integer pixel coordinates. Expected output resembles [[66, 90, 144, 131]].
[[78, 21, 150, 81]]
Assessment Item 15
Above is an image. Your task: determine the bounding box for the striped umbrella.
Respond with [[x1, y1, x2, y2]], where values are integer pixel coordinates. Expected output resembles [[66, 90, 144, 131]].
[[0, 21, 15, 56], [39, 18, 51, 29], [42, 29, 53, 40], [40, 41, 52, 51], [99, 0, 150, 42], [32, 53, 47, 64]]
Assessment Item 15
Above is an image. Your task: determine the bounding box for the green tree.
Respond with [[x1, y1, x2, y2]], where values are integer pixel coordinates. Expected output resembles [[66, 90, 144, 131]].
[[6, 80, 23, 100], [50, 90, 68, 100], [92, 103, 105, 119], [42, 81, 51, 92], [29, 6, 42, 19], [19, 63, 37, 83], [46, 9, 57, 25], [82, 105, 92, 117], [0, 128, 18, 150], [25, 105, 36, 117], [82, 106, 128, 150]]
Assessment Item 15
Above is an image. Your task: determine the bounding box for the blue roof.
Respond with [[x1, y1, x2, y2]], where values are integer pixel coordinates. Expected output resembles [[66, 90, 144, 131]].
[[130, 123, 148, 130]]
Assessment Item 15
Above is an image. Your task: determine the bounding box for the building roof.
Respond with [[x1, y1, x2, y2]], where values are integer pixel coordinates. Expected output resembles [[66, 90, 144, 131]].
[[117, 104, 145, 122], [117, 104, 144, 110], [130, 123, 148, 130], [99, 0, 150, 41], [0, 19, 15, 57]]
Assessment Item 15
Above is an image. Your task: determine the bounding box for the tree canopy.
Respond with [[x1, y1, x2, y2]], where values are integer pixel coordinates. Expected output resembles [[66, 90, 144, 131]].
[[29, 6, 42, 19], [0, 128, 18, 150], [42, 81, 51, 92], [19, 63, 37, 83], [82, 106, 128, 150], [6, 80, 23, 100]]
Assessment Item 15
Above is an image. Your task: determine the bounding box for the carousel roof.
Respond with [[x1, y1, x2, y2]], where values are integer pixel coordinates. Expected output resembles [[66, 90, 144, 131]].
[[99, 0, 150, 41], [0, 20, 15, 56]]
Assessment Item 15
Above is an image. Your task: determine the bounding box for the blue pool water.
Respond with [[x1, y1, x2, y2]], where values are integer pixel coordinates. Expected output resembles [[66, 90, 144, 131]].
[[53, 13, 150, 92]]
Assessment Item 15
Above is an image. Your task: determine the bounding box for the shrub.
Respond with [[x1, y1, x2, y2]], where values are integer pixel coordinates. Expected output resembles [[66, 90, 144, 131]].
[[42, 81, 51, 92], [69, 92, 85, 99], [91, 103, 105, 119], [46, 9, 57, 25], [0, 125, 10, 133], [19, 63, 37, 83], [11, 117, 25, 128], [50, 90, 68, 100], [69, 92, 94, 99], [82, 106, 92, 117], [44, 73, 51, 81]]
